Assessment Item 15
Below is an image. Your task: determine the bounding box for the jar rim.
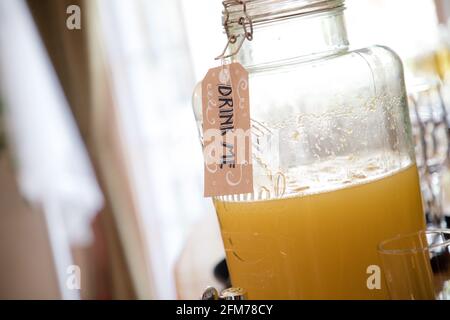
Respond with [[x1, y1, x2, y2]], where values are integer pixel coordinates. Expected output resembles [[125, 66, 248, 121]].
[[378, 230, 450, 256], [222, 0, 345, 29]]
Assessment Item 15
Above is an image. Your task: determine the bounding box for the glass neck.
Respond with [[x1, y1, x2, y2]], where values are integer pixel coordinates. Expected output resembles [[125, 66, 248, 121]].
[[228, 9, 349, 68]]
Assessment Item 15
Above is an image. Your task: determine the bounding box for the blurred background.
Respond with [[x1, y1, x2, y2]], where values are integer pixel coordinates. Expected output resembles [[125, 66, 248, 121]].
[[0, 0, 449, 299]]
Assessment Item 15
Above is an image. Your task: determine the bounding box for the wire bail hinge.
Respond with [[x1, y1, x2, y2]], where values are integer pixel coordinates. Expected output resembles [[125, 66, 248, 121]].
[[215, 0, 254, 61]]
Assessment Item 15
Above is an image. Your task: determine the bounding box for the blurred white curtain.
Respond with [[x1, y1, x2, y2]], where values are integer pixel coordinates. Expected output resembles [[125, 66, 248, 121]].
[[0, 0, 103, 299], [96, 0, 220, 299], [345, 0, 440, 59]]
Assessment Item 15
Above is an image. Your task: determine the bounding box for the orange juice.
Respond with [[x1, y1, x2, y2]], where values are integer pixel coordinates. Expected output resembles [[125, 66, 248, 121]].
[[214, 164, 425, 299]]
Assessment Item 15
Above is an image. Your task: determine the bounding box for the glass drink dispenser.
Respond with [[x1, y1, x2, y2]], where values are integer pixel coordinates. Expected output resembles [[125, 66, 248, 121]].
[[192, 0, 425, 299]]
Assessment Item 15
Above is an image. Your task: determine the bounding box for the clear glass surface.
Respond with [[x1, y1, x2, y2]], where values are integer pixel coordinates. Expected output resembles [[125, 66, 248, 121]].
[[192, 1, 425, 299], [378, 229, 450, 300]]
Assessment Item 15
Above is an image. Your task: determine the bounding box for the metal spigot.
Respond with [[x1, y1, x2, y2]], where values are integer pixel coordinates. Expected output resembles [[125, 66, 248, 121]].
[[201, 286, 247, 300]]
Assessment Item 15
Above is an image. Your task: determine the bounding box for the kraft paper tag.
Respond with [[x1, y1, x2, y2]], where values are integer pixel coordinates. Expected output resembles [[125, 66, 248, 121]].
[[202, 63, 253, 197]]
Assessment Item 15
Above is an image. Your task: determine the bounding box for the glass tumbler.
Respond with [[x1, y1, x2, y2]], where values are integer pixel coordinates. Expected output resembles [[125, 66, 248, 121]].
[[378, 229, 450, 300]]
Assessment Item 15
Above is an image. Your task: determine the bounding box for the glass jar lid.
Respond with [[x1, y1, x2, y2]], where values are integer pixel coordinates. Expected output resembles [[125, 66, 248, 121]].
[[222, 0, 345, 30], [216, 0, 346, 60]]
